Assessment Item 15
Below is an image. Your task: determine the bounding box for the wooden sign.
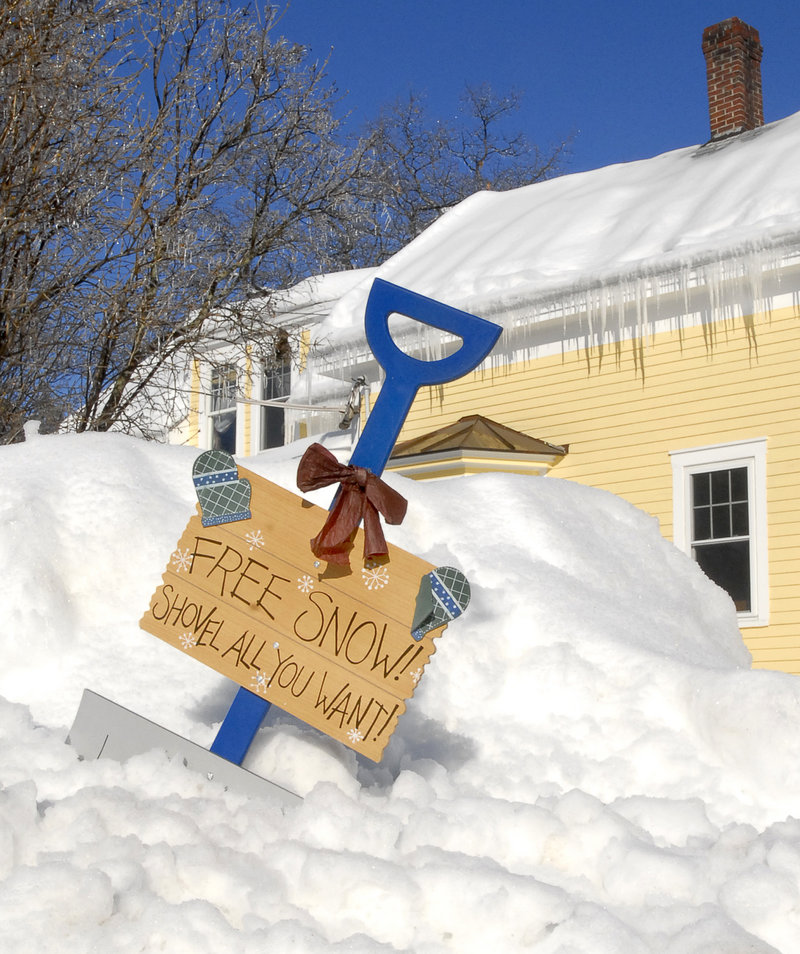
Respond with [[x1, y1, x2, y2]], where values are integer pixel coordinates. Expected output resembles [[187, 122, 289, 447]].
[[140, 464, 449, 761]]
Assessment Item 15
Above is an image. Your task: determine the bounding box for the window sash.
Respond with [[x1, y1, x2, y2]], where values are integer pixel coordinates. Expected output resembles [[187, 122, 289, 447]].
[[263, 360, 291, 402], [260, 357, 291, 450], [691, 467, 749, 543], [207, 364, 238, 454]]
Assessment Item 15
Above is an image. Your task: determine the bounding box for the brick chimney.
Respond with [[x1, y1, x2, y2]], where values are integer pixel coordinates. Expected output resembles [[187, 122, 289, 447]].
[[702, 18, 764, 140]]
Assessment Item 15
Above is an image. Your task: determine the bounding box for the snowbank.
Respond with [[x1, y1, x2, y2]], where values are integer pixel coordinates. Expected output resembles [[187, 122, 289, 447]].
[[2, 432, 800, 952]]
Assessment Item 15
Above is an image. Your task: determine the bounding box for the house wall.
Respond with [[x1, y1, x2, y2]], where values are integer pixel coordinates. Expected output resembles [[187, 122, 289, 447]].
[[393, 300, 800, 674]]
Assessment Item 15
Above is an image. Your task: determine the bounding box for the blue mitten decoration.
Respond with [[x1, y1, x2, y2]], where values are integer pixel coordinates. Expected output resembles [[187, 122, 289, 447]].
[[411, 566, 471, 640], [192, 450, 252, 527]]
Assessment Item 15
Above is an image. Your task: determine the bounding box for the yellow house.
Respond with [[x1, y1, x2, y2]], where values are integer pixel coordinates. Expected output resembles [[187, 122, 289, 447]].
[[179, 19, 800, 673], [301, 20, 800, 674]]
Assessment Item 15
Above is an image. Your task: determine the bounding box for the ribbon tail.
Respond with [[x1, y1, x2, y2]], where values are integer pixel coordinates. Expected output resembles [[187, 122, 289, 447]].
[[362, 504, 389, 561], [309, 486, 365, 566]]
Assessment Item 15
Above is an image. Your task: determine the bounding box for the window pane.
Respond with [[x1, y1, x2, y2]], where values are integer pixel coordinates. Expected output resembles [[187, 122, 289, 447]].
[[211, 409, 236, 453], [211, 366, 237, 412], [711, 503, 731, 539], [710, 469, 729, 503], [262, 405, 284, 449], [692, 472, 710, 506], [261, 357, 290, 450], [209, 365, 238, 452], [677, 445, 762, 622], [692, 467, 751, 541], [731, 502, 749, 536], [693, 506, 711, 540], [264, 362, 290, 401], [693, 539, 751, 612], [730, 467, 748, 502]]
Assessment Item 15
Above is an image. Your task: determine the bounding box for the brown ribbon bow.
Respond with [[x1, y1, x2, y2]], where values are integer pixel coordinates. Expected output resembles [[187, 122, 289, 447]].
[[296, 442, 408, 567]]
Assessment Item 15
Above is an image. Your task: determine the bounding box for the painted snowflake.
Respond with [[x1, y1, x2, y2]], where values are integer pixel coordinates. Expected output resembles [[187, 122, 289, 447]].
[[297, 574, 315, 594], [171, 548, 193, 573], [361, 563, 389, 591], [245, 529, 264, 551], [251, 671, 269, 695], [347, 728, 364, 744], [410, 668, 423, 685], [179, 631, 198, 650]]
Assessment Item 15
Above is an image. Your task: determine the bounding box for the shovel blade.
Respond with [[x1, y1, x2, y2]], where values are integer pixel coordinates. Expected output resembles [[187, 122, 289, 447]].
[[67, 689, 301, 806]]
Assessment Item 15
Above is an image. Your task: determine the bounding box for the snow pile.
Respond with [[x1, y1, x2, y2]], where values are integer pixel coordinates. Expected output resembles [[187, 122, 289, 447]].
[[3, 432, 800, 952]]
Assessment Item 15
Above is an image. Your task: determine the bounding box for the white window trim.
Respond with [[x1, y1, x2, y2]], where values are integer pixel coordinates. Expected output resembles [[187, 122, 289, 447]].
[[670, 438, 768, 627]]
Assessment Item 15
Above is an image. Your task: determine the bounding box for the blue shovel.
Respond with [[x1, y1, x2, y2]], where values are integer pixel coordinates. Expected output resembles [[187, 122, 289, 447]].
[[210, 279, 502, 764]]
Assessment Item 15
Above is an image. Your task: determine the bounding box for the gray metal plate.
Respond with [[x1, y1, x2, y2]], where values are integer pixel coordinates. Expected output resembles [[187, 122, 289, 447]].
[[67, 689, 301, 807]]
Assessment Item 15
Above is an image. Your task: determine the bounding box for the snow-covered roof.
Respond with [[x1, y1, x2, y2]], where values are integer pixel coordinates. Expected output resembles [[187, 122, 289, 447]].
[[198, 267, 378, 348], [264, 267, 377, 324], [320, 110, 800, 344]]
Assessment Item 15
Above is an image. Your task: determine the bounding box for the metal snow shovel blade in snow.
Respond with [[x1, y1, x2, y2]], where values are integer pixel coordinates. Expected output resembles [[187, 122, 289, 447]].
[[67, 689, 301, 805], [66, 278, 501, 797]]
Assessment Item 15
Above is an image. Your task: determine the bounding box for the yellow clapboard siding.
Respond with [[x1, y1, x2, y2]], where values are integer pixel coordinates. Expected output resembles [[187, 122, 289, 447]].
[[412, 395, 793, 458], [748, 647, 800, 662], [763, 528, 800, 546], [750, 614, 800, 631], [455, 337, 794, 396], [765, 573, 800, 591], [187, 360, 202, 448], [388, 302, 800, 674], [412, 399, 784, 454], [740, 635, 800, 649], [243, 349, 253, 454], [754, 547, 797, 585], [751, 659, 800, 674]]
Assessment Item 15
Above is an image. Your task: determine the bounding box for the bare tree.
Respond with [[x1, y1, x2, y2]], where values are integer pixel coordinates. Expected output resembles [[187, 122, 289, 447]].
[[70, 0, 374, 435], [0, 0, 134, 439], [455, 84, 567, 190], [0, 3, 570, 442], [1, 0, 369, 441], [337, 84, 571, 268]]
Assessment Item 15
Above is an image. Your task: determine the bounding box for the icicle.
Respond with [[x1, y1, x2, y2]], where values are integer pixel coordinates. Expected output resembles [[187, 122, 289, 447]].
[[748, 246, 765, 318]]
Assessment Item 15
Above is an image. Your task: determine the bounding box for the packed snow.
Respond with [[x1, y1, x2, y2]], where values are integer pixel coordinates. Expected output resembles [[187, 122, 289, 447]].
[[3, 429, 800, 952]]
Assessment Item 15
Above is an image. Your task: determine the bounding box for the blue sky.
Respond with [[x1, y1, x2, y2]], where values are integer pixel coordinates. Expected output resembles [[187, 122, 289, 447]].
[[272, 1, 799, 175]]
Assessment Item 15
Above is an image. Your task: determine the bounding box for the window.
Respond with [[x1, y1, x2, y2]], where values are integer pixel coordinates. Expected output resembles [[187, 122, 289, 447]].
[[671, 439, 768, 626], [209, 364, 238, 454], [260, 334, 292, 450]]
